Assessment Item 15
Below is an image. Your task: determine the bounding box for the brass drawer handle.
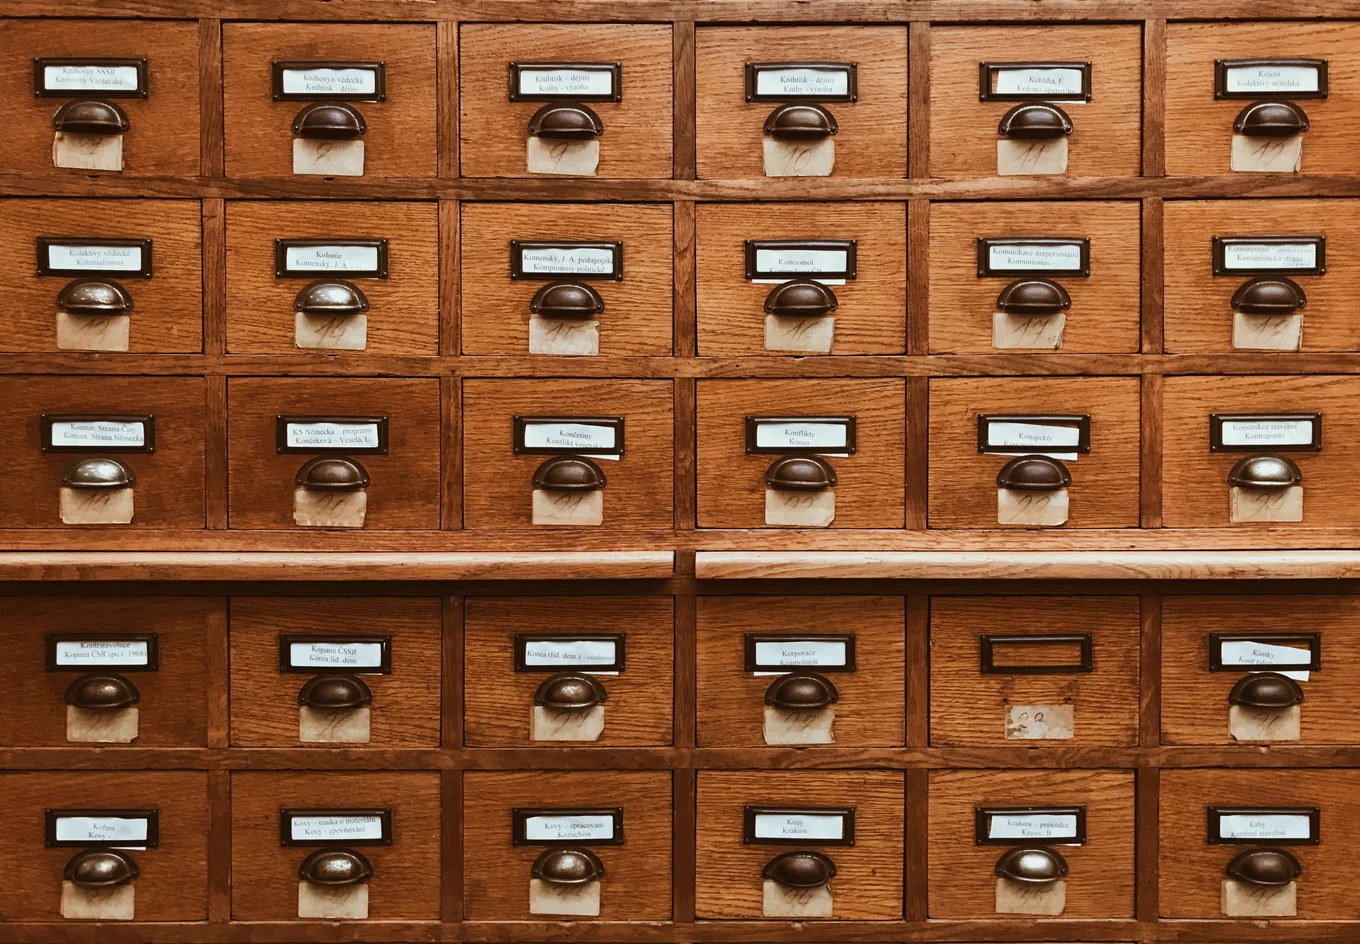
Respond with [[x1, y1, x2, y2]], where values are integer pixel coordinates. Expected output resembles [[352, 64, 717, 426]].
[[996, 455, 1071, 491], [65, 849, 138, 888], [295, 456, 370, 491], [995, 278, 1071, 317], [57, 279, 133, 316], [534, 671, 608, 711], [764, 279, 838, 318], [532, 847, 604, 885], [763, 103, 837, 140], [998, 103, 1072, 140], [764, 455, 837, 491], [1228, 455, 1301, 490], [762, 850, 836, 889], [528, 103, 603, 140], [765, 671, 839, 710], [1226, 847, 1301, 887], [530, 282, 605, 320], [298, 674, 373, 710], [62, 457, 136, 490], [292, 102, 367, 140], [1234, 100, 1309, 138], [1231, 276, 1306, 316], [52, 99, 129, 136], [65, 672, 140, 710], [532, 456, 606, 492], [298, 848, 373, 885], [1229, 671, 1304, 709], [294, 280, 369, 318], [995, 846, 1068, 884]]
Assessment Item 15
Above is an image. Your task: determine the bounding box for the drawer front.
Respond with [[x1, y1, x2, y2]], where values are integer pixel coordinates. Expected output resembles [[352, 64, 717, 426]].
[[223, 23, 437, 178], [928, 377, 1141, 529], [696, 27, 908, 179], [0, 771, 208, 921], [695, 203, 907, 355], [930, 596, 1140, 747], [225, 201, 439, 355], [229, 596, 442, 748], [1160, 769, 1360, 918], [462, 771, 672, 920], [928, 769, 1135, 918], [930, 26, 1142, 178], [460, 203, 674, 356], [230, 771, 441, 920], [227, 377, 442, 530], [1167, 22, 1360, 176], [1164, 199, 1360, 353], [929, 201, 1141, 354], [460, 24, 673, 179], [695, 770, 904, 919], [696, 595, 905, 747], [1162, 594, 1360, 745], [464, 595, 673, 747], [0, 375, 205, 529], [696, 379, 906, 528], [0, 19, 200, 176], [0, 199, 201, 354], [462, 379, 674, 530], [1162, 375, 1360, 528]]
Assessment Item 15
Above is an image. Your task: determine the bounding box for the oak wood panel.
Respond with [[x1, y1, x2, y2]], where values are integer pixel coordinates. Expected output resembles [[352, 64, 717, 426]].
[[229, 770, 441, 920], [228, 596, 442, 748], [462, 770, 672, 920], [696, 379, 906, 528], [0, 199, 202, 354], [464, 595, 674, 746], [462, 379, 675, 530], [695, 594, 906, 747], [1166, 21, 1360, 176], [460, 203, 674, 355], [928, 201, 1141, 354], [226, 377, 442, 530], [224, 201, 440, 355], [695, 202, 907, 355], [695, 27, 909, 179], [459, 24, 674, 179], [929, 25, 1143, 178], [1164, 199, 1360, 353], [222, 23, 437, 178], [0, 771, 209, 921], [927, 768, 1136, 918], [695, 770, 904, 918], [0, 19, 200, 177]]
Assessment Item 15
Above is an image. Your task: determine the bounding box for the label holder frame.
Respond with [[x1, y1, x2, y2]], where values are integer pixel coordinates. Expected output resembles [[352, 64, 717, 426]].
[[979, 633, 1093, 675], [742, 806, 857, 846], [1209, 632, 1321, 672], [509, 240, 624, 281], [513, 633, 627, 673], [278, 634, 393, 675], [977, 413, 1092, 455], [978, 61, 1093, 103], [275, 415, 390, 456], [45, 808, 160, 848], [270, 60, 388, 103], [976, 237, 1091, 278], [743, 415, 858, 456], [974, 805, 1088, 846], [1209, 413, 1322, 453], [1211, 236, 1326, 277], [33, 57, 149, 99], [1214, 58, 1329, 101], [1207, 806, 1320, 845], [743, 61, 859, 104], [45, 633, 160, 672], [743, 633, 857, 673], [512, 415, 626, 457], [273, 238, 389, 280], [279, 808, 393, 847], [744, 239, 858, 281], [508, 62, 623, 103], [37, 237, 154, 279], [41, 414, 155, 455], [511, 807, 624, 846]]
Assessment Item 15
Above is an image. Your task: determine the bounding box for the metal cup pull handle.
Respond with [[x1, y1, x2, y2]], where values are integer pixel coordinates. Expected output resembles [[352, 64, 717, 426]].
[[998, 103, 1072, 139], [1228, 455, 1302, 490], [298, 848, 373, 885], [762, 850, 836, 889], [1226, 847, 1301, 887], [764, 279, 838, 318], [57, 279, 133, 316], [764, 455, 837, 491], [533, 671, 607, 711], [528, 103, 603, 139], [764, 671, 839, 710], [532, 847, 604, 885], [1232, 276, 1306, 316], [292, 102, 367, 140], [295, 456, 370, 491], [1234, 100, 1309, 137], [996, 455, 1071, 491], [65, 672, 140, 710], [65, 849, 139, 887], [1229, 671, 1304, 709], [995, 278, 1071, 317], [297, 674, 373, 710], [61, 456, 136, 490], [531, 456, 606, 492], [995, 846, 1069, 884], [294, 280, 369, 318], [763, 103, 837, 140], [530, 282, 604, 320], [53, 99, 129, 136]]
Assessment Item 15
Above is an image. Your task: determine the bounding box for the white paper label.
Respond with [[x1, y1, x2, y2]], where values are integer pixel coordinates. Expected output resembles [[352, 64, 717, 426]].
[[49, 419, 145, 449], [1219, 639, 1311, 680], [56, 816, 148, 844], [1218, 813, 1311, 842], [282, 68, 378, 98], [289, 641, 384, 670], [986, 421, 1081, 451], [285, 422, 381, 451], [994, 67, 1085, 97], [1225, 64, 1320, 96], [1221, 242, 1318, 271], [522, 422, 617, 454], [1218, 418, 1315, 448], [987, 242, 1083, 272], [55, 640, 149, 667], [753, 812, 845, 841], [988, 812, 1079, 841], [523, 639, 618, 667], [523, 814, 615, 842], [753, 248, 847, 276], [753, 639, 847, 668], [754, 422, 848, 451], [47, 244, 143, 273], [290, 814, 385, 843], [284, 244, 380, 274], [518, 67, 614, 98], [518, 246, 616, 276], [755, 68, 850, 98], [44, 64, 140, 93]]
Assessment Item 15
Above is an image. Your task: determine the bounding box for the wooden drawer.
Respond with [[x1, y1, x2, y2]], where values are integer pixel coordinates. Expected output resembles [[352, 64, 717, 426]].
[[464, 595, 673, 747], [1162, 594, 1360, 745], [230, 771, 441, 920], [0, 375, 205, 530], [695, 770, 904, 919], [460, 202, 674, 356], [223, 23, 437, 178], [695, 379, 906, 529], [229, 596, 442, 748], [1167, 22, 1360, 176], [928, 377, 1141, 529], [695, 27, 908, 179], [695, 595, 905, 747], [0, 596, 216, 748], [1162, 375, 1360, 528], [462, 771, 672, 920], [929, 596, 1140, 747], [930, 26, 1142, 178], [462, 379, 674, 530], [227, 377, 442, 530], [929, 769, 1135, 918], [929, 201, 1141, 354], [459, 24, 673, 179], [0, 772, 208, 921], [1160, 769, 1360, 918], [695, 203, 906, 355], [0, 199, 201, 354], [225, 201, 439, 355], [0, 19, 200, 176], [1164, 199, 1360, 353]]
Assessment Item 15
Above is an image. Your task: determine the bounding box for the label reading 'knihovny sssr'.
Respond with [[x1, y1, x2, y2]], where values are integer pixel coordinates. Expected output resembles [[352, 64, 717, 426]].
[[43, 63, 141, 93]]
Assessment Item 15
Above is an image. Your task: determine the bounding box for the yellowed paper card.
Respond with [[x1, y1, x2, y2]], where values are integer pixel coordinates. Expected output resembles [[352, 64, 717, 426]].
[[993, 312, 1065, 350], [529, 317, 600, 356], [765, 488, 835, 527], [765, 314, 835, 353], [1230, 486, 1303, 523], [997, 137, 1068, 175], [60, 487, 134, 525], [526, 137, 599, 176], [763, 706, 835, 745], [62, 882, 134, 920], [67, 705, 139, 744], [1229, 703, 1301, 742], [529, 879, 600, 916], [532, 489, 604, 526], [54, 133, 123, 171], [295, 313, 368, 351], [1233, 312, 1302, 351], [1223, 879, 1296, 917], [299, 706, 372, 744], [298, 882, 368, 920], [57, 312, 130, 352], [532, 705, 606, 742], [762, 880, 833, 918], [762, 137, 835, 177], [998, 488, 1069, 527], [293, 488, 368, 528], [1004, 704, 1074, 741], [1231, 134, 1302, 173], [293, 138, 365, 177], [996, 878, 1065, 915]]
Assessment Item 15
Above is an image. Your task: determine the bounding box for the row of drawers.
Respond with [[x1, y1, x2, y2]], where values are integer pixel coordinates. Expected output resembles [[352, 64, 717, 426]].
[[23, 197, 1360, 355], [4, 593, 1342, 747], [7, 374, 1350, 530], [1, 768, 1352, 921], [5, 20, 1355, 179]]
